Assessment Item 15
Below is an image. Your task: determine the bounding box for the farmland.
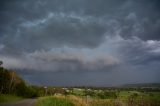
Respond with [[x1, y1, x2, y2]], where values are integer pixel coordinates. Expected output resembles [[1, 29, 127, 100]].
[[34, 87, 160, 106]]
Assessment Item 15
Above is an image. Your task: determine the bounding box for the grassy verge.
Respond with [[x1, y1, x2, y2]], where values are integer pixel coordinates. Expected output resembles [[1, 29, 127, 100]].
[[35, 96, 75, 106], [0, 94, 23, 104]]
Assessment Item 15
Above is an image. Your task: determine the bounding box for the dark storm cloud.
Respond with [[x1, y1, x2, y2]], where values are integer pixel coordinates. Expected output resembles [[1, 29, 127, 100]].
[[116, 37, 160, 65], [1, 0, 160, 53], [0, 0, 107, 53], [0, 0, 160, 85], [18, 12, 106, 50], [0, 47, 120, 72], [19, 65, 160, 86]]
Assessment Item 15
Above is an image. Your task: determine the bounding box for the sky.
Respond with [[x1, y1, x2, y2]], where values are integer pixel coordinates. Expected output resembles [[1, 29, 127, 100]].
[[0, 0, 160, 86]]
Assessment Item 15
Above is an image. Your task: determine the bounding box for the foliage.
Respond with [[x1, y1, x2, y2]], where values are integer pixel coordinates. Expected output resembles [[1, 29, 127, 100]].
[[0, 60, 3, 66], [84, 89, 95, 96], [15, 83, 38, 98], [35, 96, 74, 106], [54, 88, 68, 95], [83, 89, 117, 99], [97, 91, 117, 99], [0, 60, 38, 98], [0, 68, 11, 94], [0, 94, 23, 104]]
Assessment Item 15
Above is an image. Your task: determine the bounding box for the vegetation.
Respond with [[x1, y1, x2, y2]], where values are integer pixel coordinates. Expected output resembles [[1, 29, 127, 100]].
[[35, 96, 74, 106], [0, 62, 38, 98], [0, 94, 23, 104], [0, 60, 39, 103]]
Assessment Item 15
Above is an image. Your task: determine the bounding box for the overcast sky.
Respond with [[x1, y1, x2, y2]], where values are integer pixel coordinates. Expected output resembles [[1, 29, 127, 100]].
[[0, 0, 160, 86]]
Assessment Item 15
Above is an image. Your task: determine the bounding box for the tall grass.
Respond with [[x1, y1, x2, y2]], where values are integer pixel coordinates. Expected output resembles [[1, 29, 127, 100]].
[[0, 94, 23, 104], [68, 95, 88, 106], [35, 96, 74, 106]]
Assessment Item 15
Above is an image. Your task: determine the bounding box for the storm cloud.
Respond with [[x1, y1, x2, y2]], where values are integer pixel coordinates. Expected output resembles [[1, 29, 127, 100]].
[[0, 0, 160, 86]]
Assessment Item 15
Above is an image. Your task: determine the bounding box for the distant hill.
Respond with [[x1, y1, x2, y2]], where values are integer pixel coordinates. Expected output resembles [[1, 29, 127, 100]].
[[121, 83, 160, 88]]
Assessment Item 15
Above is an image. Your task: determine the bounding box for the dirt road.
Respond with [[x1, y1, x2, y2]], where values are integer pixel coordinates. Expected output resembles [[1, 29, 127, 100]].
[[0, 99, 36, 106]]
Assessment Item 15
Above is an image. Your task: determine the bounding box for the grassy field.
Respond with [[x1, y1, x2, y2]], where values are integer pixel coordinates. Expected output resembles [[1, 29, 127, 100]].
[[1, 89, 160, 106], [35, 95, 121, 106], [35, 90, 160, 106], [72, 88, 84, 96], [118, 91, 160, 106], [0, 94, 23, 104], [35, 96, 74, 106]]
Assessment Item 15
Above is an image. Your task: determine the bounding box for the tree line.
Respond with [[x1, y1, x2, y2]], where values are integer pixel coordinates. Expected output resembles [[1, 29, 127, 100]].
[[0, 60, 70, 98], [0, 60, 38, 98]]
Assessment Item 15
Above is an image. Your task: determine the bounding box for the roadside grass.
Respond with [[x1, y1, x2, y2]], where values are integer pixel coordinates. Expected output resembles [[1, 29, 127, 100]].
[[35, 96, 74, 106], [35, 91, 160, 106], [0, 94, 23, 104], [67, 95, 87, 106], [88, 99, 115, 106]]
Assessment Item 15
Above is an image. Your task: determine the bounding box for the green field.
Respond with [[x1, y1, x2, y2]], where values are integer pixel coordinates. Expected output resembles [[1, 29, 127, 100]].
[[72, 88, 84, 96], [34, 90, 160, 106], [0, 90, 160, 106], [0, 94, 23, 104], [35, 96, 74, 106]]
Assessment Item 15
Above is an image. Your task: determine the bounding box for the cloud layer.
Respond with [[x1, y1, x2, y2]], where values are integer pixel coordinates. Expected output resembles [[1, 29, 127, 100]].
[[0, 0, 160, 86]]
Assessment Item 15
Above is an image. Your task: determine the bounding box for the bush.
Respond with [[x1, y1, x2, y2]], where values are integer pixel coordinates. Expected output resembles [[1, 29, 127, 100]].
[[15, 83, 38, 98], [97, 91, 117, 99]]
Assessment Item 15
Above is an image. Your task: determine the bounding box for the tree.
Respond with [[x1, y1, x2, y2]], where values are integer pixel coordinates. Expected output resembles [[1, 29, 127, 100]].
[[0, 61, 39, 97], [0, 69, 11, 94], [0, 60, 3, 66]]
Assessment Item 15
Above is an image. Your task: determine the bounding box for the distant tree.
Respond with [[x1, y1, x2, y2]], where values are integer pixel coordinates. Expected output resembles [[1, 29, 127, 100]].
[[0, 60, 3, 66], [84, 89, 95, 96], [97, 91, 117, 99], [0, 60, 3, 71], [54, 88, 67, 95], [0, 69, 11, 94]]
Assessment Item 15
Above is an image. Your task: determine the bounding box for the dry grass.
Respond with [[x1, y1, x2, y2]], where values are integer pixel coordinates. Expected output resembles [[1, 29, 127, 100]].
[[68, 95, 88, 106], [53, 95, 121, 106]]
